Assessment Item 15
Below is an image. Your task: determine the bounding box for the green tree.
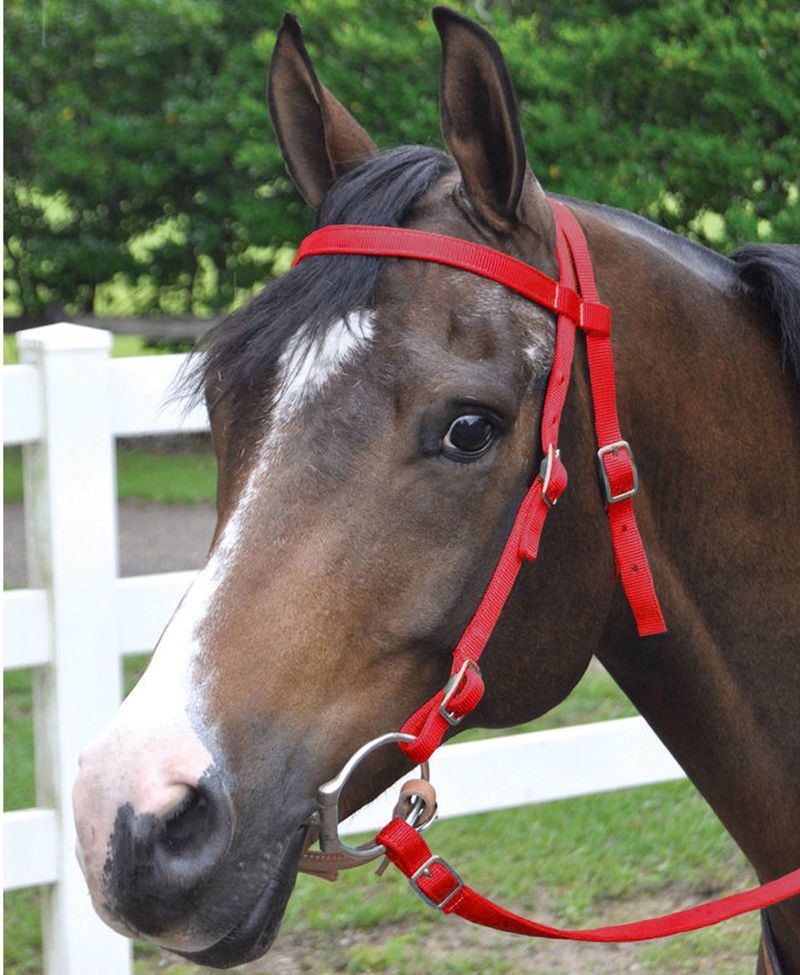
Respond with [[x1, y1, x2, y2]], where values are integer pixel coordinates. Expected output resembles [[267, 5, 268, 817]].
[[4, 0, 798, 322]]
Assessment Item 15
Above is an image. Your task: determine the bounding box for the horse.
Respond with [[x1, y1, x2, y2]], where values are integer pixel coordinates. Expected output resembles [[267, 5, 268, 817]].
[[72, 7, 800, 971]]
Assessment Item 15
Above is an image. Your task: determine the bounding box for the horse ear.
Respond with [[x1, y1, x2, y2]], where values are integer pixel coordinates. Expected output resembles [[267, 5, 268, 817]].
[[433, 7, 552, 236], [268, 13, 378, 209]]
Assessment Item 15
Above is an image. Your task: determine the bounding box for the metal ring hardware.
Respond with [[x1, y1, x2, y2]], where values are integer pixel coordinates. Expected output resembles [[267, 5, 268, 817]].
[[314, 732, 431, 859]]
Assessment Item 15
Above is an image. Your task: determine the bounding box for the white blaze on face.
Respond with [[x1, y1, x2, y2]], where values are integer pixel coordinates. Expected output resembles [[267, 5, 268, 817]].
[[524, 312, 556, 383], [74, 309, 376, 910], [274, 310, 376, 427], [118, 310, 377, 740]]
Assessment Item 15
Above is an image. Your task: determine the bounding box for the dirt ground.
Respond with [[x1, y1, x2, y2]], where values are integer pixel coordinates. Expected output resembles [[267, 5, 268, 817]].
[[241, 890, 760, 975], [135, 862, 762, 975], [3, 500, 216, 585], [145, 884, 762, 975]]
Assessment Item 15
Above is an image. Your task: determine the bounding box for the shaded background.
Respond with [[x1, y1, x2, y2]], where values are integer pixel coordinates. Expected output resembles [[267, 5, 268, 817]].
[[5, 0, 799, 331]]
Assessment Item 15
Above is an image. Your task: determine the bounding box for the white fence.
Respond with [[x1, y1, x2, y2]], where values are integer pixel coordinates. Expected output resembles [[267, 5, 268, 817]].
[[3, 323, 685, 975]]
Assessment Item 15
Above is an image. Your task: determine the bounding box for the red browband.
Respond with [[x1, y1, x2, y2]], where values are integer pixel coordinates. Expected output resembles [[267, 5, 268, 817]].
[[293, 201, 800, 943], [293, 223, 612, 336]]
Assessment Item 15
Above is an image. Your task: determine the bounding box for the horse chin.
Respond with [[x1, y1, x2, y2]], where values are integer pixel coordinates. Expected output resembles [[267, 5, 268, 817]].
[[176, 824, 308, 969]]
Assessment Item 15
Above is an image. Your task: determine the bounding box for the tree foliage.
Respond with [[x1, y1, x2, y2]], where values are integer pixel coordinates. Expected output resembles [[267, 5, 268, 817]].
[[4, 0, 798, 320]]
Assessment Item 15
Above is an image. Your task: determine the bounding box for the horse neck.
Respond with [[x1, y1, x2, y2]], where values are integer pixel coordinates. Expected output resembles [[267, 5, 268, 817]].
[[573, 205, 800, 894]]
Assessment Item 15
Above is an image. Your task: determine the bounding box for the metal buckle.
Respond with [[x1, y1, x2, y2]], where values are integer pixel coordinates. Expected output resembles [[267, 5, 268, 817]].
[[439, 659, 481, 727], [597, 440, 639, 504], [539, 444, 561, 508], [314, 732, 431, 859], [409, 854, 464, 911]]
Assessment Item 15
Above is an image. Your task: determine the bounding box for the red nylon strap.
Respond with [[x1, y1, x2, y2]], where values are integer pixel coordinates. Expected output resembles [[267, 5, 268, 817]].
[[397, 225, 577, 764], [377, 819, 800, 942], [293, 224, 611, 336], [294, 212, 800, 941], [550, 200, 666, 636]]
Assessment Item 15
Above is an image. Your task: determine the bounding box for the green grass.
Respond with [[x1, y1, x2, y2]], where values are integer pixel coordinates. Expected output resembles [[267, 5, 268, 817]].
[[114, 450, 217, 504], [3, 449, 24, 504], [4, 665, 756, 975], [4, 331, 217, 505], [4, 445, 217, 505], [4, 669, 35, 811]]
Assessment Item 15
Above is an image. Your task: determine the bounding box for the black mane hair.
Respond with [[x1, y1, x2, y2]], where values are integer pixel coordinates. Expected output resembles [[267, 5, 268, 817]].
[[732, 244, 800, 381], [189, 145, 455, 408]]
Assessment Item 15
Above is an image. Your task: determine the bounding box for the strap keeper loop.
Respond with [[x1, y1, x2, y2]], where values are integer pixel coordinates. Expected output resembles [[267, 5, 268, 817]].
[[553, 283, 581, 323], [579, 301, 611, 337]]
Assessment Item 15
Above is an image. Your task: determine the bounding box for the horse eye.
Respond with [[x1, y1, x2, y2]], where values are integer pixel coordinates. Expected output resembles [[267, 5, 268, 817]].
[[443, 414, 495, 458]]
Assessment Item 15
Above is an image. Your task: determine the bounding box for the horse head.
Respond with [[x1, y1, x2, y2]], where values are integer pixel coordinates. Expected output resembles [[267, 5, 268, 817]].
[[74, 9, 646, 966]]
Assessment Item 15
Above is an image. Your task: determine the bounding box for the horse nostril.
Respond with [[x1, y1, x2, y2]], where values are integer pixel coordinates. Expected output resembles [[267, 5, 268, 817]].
[[153, 773, 234, 888], [161, 787, 209, 853], [103, 768, 234, 936]]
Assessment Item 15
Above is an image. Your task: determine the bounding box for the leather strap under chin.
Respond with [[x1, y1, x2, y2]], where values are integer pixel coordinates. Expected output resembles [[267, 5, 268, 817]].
[[760, 909, 784, 975], [298, 779, 437, 882]]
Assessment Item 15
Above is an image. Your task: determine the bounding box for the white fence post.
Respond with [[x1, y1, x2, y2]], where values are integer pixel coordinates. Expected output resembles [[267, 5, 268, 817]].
[[16, 324, 132, 975]]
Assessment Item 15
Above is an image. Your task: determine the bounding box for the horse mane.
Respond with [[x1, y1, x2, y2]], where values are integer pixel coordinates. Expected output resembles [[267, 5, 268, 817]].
[[577, 199, 800, 382], [731, 244, 800, 381], [186, 146, 455, 408]]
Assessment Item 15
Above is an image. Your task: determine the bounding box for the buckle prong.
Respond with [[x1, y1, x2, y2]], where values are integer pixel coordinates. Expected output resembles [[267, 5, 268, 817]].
[[409, 855, 464, 911], [539, 444, 561, 508], [439, 659, 481, 727], [597, 439, 639, 503]]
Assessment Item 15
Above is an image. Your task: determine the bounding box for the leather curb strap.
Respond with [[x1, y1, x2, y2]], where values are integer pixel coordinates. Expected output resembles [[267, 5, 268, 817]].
[[299, 779, 438, 881], [293, 202, 800, 940]]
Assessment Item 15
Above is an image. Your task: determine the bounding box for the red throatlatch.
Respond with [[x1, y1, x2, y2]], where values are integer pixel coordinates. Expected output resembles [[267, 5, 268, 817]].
[[293, 201, 800, 942]]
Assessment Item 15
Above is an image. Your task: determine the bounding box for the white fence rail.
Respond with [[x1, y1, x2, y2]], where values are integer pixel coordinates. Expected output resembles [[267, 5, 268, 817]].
[[3, 323, 685, 975]]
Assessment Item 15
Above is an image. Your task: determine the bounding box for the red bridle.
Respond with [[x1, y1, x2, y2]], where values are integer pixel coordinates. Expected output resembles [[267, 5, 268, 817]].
[[293, 201, 800, 942], [295, 200, 666, 761]]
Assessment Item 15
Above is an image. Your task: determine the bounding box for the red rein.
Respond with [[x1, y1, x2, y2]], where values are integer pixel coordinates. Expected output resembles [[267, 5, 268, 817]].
[[292, 201, 800, 941]]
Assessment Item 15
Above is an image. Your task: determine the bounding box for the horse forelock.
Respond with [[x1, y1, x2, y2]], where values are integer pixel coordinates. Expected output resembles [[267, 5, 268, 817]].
[[184, 146, 456, 417]]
